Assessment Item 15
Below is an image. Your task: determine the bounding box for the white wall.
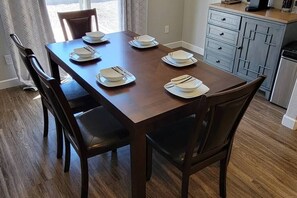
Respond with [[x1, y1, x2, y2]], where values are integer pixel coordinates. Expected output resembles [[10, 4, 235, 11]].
[[282, 79, 297, 130], [147, 0, 184, 44], [182, 0, 220, 54], [0, 15, 18, 89]]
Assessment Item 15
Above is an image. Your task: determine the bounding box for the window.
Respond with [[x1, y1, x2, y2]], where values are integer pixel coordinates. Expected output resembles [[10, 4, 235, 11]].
[[45, 0, 123, 42]]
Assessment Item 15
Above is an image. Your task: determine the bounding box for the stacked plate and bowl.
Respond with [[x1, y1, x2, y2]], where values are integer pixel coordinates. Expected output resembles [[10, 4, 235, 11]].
[[82, 31, 108, 44], [129, 35, 159, 48], [162, 50, 198, 67]]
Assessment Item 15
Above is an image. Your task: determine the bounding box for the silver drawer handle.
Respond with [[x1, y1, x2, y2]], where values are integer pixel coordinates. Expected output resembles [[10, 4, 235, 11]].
[[216, 60, 220, 63], [221, 18, 226, 21], [218, 47, 222, 50], [219, 33, 224, 36]]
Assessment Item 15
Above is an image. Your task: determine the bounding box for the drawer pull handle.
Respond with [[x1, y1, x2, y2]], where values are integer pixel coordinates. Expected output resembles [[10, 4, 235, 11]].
[[237, 46, 242, 49], [216, 60, 220, 63], [219, 33, 224, 36], [218, 47, 222, 50], [221, 18, 226, 21]]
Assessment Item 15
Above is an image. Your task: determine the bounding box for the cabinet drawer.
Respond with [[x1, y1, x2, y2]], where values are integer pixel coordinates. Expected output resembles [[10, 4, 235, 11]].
[[204, 50, 234, 72], [207, 24, 238, 45], [205, 38, 236, 58], [208, 9, 241, 30]]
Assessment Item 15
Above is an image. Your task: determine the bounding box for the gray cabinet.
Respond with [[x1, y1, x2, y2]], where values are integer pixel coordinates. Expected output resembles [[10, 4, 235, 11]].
[[204, 9, 240, 73], [235, 18, 285, 96], [204, 7, 297, 99]]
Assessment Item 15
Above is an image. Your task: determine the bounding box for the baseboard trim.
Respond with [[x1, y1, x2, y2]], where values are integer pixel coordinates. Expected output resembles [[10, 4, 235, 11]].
[[164, 41, 182, 49], [282, 114, 297, 130], [181, 41, 204, 55], [0, 77, 20, 90], [164, 41, 204, 56]]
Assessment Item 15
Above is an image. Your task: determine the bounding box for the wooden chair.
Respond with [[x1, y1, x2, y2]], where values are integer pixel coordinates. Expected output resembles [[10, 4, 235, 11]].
[[146, 76, 266, 198], [10, 33, 99, 158], [58, 8, 99, 40], [28, 54, 129, 198]]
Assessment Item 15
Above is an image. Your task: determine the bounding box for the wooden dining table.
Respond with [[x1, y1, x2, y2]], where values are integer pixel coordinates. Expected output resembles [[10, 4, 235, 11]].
[[45, 31, 245, 197]]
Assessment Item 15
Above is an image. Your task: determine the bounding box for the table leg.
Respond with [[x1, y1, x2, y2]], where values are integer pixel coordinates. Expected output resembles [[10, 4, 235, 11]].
[[47, 52, 61, 82], [130, 127, 146, 198]]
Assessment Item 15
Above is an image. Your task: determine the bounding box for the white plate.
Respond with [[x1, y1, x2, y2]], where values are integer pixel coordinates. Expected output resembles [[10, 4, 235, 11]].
[[168, 50, 193, 63], [82, 36, 109, 44], [164, 83, 209, 99], [129, 40, 159, 49], [70, 52, 101, 62], [162, 56, 197, 67], [73, 47, 94, 58], [100, 67, 125, 82], [96, 69, 136, 87]]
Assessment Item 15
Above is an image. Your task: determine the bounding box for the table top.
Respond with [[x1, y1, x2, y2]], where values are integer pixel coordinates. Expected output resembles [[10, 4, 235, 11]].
[[46, 31, 245, 127]]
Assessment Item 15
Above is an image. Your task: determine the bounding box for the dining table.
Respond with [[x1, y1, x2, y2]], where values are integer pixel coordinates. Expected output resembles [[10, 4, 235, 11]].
[[45, 31, 245, 197]]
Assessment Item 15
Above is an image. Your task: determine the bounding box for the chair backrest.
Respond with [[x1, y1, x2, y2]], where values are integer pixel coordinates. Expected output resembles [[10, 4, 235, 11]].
[[28, 54, 86, 152], [58, 8, 99, 41], [9, 34, 45, 94], [184, 76, 266, 166]]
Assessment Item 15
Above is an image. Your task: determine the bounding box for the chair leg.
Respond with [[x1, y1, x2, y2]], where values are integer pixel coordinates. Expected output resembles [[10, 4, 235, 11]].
[[64, 136, 71, 172], [146, 140, 153, 181], [181, 174, 190, 198], [80, 157, 89, 198], [41, 102, 49, 137], [55, 117, 63, 159], [220, 159, 227, 198]]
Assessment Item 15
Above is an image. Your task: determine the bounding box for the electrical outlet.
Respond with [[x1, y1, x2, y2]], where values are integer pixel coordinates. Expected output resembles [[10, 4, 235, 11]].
[[4, 55, 13, 65], [164, 25, 169, 34]]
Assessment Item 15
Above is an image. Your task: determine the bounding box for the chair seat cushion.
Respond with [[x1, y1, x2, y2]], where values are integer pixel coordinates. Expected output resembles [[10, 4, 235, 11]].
[[147, 115, 198, 164], [60, 79, 99, 112], [148, 116, 229, 166], [75, 106, 129, 152]]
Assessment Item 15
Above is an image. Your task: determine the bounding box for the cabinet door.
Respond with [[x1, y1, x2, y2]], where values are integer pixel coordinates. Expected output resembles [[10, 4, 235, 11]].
[[234, 18, 285, 94]]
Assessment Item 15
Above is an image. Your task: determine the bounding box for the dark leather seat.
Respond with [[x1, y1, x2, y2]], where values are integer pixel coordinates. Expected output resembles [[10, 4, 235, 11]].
[[28, 54, 129, 198], [57, 8, 99, 40], [76, 107, 129, 152], [10, 33, 99, 158], [146, 76, 266, 198]]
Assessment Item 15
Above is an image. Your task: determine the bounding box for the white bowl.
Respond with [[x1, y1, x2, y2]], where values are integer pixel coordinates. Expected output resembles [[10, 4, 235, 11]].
[[100, 67, 125, 82], [134, 35, 155, 46], [175, 78, 202, 92], [85, 31, 105, 41], [169, 50, 193, 63], [73, 47, 94, 58]]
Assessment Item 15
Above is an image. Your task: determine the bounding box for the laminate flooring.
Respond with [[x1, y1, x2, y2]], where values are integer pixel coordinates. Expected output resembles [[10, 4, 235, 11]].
[[0, 85, 296, 198]]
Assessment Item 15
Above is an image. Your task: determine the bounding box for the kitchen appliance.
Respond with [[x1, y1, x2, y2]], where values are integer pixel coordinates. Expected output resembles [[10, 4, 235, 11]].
[[292, 0, 297, 13], [221, 0, 242, 4], [268, 0, 274, 7], [245, 0, 269, 11], [270, 41, 297, 108], [282, 0, 293, 12]]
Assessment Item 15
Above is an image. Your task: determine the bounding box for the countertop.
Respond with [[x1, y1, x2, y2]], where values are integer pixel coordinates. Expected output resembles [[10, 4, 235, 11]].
[[210, 3, 297, 24]]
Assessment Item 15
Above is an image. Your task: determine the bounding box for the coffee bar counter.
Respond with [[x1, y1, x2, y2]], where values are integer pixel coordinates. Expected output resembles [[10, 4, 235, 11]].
[[204, 2, 297, 99], [210, 3, 297, 24]]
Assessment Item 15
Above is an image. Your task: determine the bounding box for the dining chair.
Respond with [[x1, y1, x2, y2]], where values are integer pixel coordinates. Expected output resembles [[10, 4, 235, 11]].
[[146, 76, 266, 198], [10, 33, 99, 159], [28, 54, 129, 198], [58, 8, 99, 41]]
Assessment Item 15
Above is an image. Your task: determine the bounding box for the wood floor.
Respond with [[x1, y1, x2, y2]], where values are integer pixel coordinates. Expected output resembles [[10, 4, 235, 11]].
[[0, 86, 296, 198]]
